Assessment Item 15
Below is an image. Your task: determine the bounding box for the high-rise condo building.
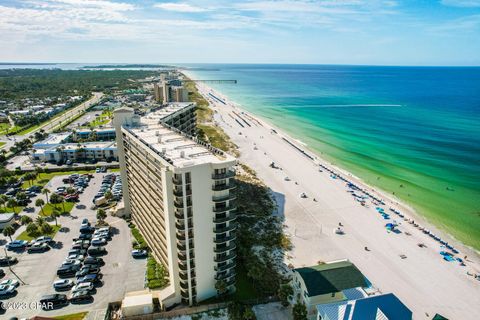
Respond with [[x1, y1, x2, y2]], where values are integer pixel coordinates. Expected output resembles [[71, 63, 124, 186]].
[[113, 105, 237, 307]]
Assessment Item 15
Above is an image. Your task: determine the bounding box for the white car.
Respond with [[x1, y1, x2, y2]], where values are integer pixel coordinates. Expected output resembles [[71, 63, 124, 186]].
[[0, 284, 16, 296], [72, 282, 94, 294], [62, 259, 82, 267], [67, 254, 85, 261], [0, 279, 20, 288], [53, 279, 74, 290]]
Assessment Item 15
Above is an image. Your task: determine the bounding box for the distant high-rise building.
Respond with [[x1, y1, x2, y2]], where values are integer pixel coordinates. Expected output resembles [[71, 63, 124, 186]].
[[113, 106, 237, 307], [154, 81, 189, 104], [154, 83, 164, 103]]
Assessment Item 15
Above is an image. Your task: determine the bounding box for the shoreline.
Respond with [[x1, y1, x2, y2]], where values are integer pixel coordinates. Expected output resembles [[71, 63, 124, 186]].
[[184, 74, 479, 259], [187, 77, 480, 318]]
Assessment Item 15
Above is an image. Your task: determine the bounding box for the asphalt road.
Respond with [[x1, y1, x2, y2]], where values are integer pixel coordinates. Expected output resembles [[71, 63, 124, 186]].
[[0, 172, 146, 318]]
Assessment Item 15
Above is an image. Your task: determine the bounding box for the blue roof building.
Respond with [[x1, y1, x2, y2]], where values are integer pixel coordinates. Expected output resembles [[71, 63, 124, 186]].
[[316, 293, 412, 320]]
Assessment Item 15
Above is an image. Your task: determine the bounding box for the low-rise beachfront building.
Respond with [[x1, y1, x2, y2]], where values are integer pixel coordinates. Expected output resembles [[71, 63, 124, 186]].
[[0, 213, 15, 230], [73, 127, 116, 141], [292, 260, 369, 318], [32, 141, 118, 163], [316, 292, 412, 320], [114, 106, 237, 308], [33, 132, 73, 149]]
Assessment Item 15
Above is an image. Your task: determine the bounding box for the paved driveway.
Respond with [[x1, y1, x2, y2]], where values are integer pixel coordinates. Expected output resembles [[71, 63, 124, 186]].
[[0, 172, 146, 318]]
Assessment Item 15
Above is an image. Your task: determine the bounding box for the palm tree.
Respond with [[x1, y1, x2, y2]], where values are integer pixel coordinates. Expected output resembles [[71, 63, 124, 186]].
[[26, 222, 39, 237], [104, 191, 113, 201], [42, 188, 51, 203], [6, 198, 17, 214], [50, 193, 65, 213], [2, 225, 15, 241], [35, 216, 45, 227], [35, 198, 45, 216], [243, 308, 255, 320], [51, 209, 61, 226], [20, 215, 32, 225], [97, 208, 107, 223], [41, 223, 53, 235]]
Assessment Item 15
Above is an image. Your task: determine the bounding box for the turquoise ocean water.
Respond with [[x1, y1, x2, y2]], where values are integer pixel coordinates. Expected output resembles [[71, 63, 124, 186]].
[[185, 64, 480, 250]]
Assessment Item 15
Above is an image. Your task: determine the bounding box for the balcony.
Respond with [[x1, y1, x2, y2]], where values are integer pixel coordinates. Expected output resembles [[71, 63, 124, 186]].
[[214, 242, 236, 253], [214, 261, 236, 272], [178, 250, 194, 261], [174, 200, 192, 208], [213, 204, 236, 213], [176, 221, 185, 230], [179, 270, 195, 280], [179, 259, 195, 271], [214, 252, 236, 263], [212, 170, 235, 180], [176, 231, 194, 241], [214, 223, 237, 234], [175, 209, 192, 220], [172, 177, 182, 185], [212, 193, 237, 202], [173, 189, 183, 197], [213, 235, 236, 244], [177, 240, 194, 251], [213, 212, 236, 224], [215, 271, 236, 281], [212, 182, 236, 191]]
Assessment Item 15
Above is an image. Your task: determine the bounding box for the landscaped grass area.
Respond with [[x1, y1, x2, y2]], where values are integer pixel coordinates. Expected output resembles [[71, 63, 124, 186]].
[[16, 224, 61, 241], [52, 311, 88, 320], [21, 169, 95, 188], [130, 226, 147, 249], [0, 141, 5, 148], [40, 202, 74, 216], [146, 254, 168, 289], [0, 206, 24, 214]]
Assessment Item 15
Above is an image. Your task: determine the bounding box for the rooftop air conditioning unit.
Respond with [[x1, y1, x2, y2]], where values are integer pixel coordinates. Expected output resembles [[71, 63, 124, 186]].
[[180, 151, 185, 158]]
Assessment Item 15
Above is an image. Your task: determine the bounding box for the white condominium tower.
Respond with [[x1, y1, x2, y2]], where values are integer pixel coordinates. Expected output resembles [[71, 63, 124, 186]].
[[113, 105, 237, 307]]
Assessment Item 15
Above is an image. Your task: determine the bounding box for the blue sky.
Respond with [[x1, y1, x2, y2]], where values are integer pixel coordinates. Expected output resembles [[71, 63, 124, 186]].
[[0, 0, 480, 65]]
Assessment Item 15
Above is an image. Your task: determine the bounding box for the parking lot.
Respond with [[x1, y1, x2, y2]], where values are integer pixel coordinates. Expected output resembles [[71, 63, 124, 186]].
[[1, 172, 146, 318]]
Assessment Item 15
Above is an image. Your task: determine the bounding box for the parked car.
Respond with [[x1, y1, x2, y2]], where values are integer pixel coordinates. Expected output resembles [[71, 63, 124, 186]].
[[53, 279, 74, 291], [6, 240, 28, 250], [0, 269, 4, 279], [72, 282, 94, 294], [0, 279, 19, 288], [77, 273, 102, 285], [61, 259, 82, 268], [57, 266, 79, 278], [39, 293, 68, 309], [75, 266, 100, 278], [67, 253, 85, 261], [0, 285, 16, 296], [83, 256, 104, 266], [70, 290, 93, 304], [78, 233, 93, 240], [0, 256, 18, 267], [35, 236, 54, 244], [87, 246, 107, 256], [80, 226, 95, 234], [131, 250, 148, 258], [91, 238, 107, 247], [28, 242, 50, 253]]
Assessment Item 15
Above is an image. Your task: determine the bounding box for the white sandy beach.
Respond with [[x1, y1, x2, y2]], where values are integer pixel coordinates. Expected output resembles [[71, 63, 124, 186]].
[[193, 82, 480, 319]]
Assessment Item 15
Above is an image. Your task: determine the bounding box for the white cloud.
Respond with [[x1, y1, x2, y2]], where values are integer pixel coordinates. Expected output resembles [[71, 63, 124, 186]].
[[441, 0, 480, 7], [153, 2, 208, 12]]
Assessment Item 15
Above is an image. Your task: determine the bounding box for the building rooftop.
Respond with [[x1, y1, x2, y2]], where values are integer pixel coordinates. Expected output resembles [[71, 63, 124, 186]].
[[126, 122, 234, 168], [33, 132, 73, 148], [316, 293, 413, 320], [146, 102, 194, 121], [295, 261, 368, 297], [33, 141, 116, 154]]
